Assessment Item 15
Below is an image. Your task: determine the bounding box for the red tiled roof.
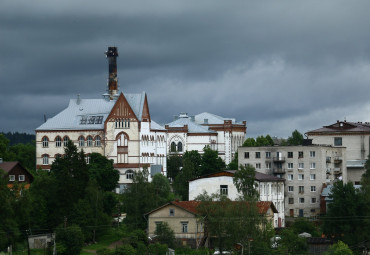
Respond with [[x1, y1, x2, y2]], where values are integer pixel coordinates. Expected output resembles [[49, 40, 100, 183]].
[[256, 201, 277, 214], [171, 200, 201, 214]]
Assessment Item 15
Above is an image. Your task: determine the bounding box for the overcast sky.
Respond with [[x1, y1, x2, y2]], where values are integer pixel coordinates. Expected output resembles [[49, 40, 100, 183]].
[[2, 0, 370, 138]]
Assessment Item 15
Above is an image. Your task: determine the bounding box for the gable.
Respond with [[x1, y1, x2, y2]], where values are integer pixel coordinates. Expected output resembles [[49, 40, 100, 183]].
[[141, 94, 151, 122], [149, 204, 196, 218], [106, 93, 138, 123]]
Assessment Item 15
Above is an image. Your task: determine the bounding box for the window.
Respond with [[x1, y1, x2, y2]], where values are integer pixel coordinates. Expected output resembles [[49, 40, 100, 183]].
[[9, 175, 15, 182], [299, 198, 305, 204], [19, 175, 25, 181], [311, 198, 317, 204], [244, 152, 249, 159], [265, 152, 271, 158], [298, 163, 304, 169], [288, 186, 294, 192], [288, 174, 293, 181], [42, 154, 49, 165], [170, 142, 176, 152], [298, 174, 304, 180], [79, 136, 85, 147], [298, 151, 304, 158], [311, 186, 316, 192], [310, 174, 316, 180], [256, 163, 261, 169], [169, 208, 175, 216], [177, 142, 183, 152], [87, 136, 93, 147], [220, 185, 228, 195], [63, 137, 69, 147], [255, 152, 261, 158], [299, 186, 304, 193], [55, 136, 62, 147], [310, 162, 316, 169], [288, 152, 293, 158], [288, 163, 293, 169], [42, 137, 49, 147], [334, 137, 342, 146], [95, 136, 101, 146], [85, 154, 91, 164], [266, 162, 271, 169], [182, 222, 188, 233], [126, 170, 134, 180], [310, 151, 316, 158], [288, 198, 294, 204]]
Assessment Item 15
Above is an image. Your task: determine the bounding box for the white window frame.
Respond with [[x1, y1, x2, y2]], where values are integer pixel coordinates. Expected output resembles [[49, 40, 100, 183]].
[[299, 198, 305, 204], [311, 197, 317, 204], [42, 137, 49, 148], [298, 174, 304, 180], [288, 163, 293, 169], [63, 137, 69, 147], [42, 155, 49, 165], [220, 185, 228, 195], [256, 163, 261, 169], [18, 175, 25, 181], [9, 175, 15, 182], [87, 136, 93, 147], [310, 162, 316, 169], [265, 152, 271, 158], [288, 186, 294, 192], [298, 163, 304, 169], [288, 174, 293, 181], [79, 136, 85, 147], [55, 136, 62, 147], [95, 136, 101, 147], [311, 186, 316, 192], [266, 162, 271, 169], [310, 174, 316, 180], [299, 186, 304, 193], [310, 151, 316, 158], [169, 208, 175, 216], [182, 222, 188, 233]]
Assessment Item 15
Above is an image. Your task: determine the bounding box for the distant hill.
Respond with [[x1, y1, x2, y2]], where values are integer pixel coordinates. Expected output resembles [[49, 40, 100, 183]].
[[1, 132, 35, 145]]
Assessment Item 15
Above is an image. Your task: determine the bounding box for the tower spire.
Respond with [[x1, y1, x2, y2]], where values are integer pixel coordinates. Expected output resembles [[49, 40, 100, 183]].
[[105, 47, 119, 100]]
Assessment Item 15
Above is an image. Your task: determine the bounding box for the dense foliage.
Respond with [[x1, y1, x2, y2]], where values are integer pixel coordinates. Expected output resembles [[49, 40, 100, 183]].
[[242, 135, 274, 147]]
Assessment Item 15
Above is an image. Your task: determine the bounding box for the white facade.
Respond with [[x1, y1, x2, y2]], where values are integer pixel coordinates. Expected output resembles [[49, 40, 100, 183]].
[[166, 113, 246, 164], [238, 145, 346, 218], [188, 171, 285, 228], [306, 120, 370, 184]]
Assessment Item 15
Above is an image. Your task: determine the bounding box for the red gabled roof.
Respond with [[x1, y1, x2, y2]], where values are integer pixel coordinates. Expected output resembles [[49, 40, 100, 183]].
[[171, 200, 201, 214], [257, 201, 277, 214]]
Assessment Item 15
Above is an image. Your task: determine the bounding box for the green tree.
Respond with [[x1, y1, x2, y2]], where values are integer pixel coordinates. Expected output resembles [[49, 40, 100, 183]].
[[147, 243, 168, 255], [200, 146, 225, 175], [243, 137, 256, 147], [275, 229, 308, 255], [287, 130, 304, 145], [167, 154, 182, 180], [265, 135, 274, 146], [88, 152, 119, 192], [56, 224, 84, 255], [324, 241, 354, 255], [155, 222, 175, 248], [173, 157, 197, 200], [183, 150, 202, 177], [233, 164, 259, 200], [291, 218, 320, 237], [227, 152, 238, 170], [322, 181, 363, 246], [50, 141, 90, 225], [8, 142, 36, 171]]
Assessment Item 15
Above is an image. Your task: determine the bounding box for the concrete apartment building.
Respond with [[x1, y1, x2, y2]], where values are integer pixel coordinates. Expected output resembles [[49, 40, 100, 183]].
[[238, 145, 346, 217], [306, 120, 370, 184]]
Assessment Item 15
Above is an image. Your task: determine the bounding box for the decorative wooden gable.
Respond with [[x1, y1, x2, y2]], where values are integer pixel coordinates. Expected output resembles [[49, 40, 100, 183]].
[[141, 94, 151, 122], [106, 93, 138, 123], [325, 121, 356, 130]]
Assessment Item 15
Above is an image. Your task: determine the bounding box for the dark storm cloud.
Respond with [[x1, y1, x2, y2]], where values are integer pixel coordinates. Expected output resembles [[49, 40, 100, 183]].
[[2, 0, 370, 137]]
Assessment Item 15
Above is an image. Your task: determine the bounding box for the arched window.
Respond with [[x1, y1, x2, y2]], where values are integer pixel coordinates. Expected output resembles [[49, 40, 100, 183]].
[[126, 169, 134, 179], [63, 136, 70, 147], [42, 137, 49, 148], [177, 142, 183, 152], [170, 142, 176, 152], [87, 136, 93, 147], [42, 154, 49, 165], [79, 136, 85, 147], [95, 136, 101, 147], [55, 136, 62, 147]]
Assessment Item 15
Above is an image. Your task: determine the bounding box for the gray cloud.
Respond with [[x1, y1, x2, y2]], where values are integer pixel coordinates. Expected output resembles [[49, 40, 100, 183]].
[[1, 0, 370, 138]]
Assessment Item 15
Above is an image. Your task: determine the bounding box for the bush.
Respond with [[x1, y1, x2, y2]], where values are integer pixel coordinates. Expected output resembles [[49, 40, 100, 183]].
[[55, 224, 84, 255]]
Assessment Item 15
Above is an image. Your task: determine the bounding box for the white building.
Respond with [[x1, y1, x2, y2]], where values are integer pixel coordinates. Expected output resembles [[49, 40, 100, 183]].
[[238, 145, 346, 218], [165, 112, 246, 164], [188, 170, 285, 228], [306, 120, 370, 184]]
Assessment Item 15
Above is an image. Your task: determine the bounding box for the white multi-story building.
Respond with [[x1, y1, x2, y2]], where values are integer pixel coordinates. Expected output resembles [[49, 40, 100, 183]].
[[165, 112, 246, 164], [188, 170, 285, 228], [306, 120, 370, 184], [238, 145, 346, 218]]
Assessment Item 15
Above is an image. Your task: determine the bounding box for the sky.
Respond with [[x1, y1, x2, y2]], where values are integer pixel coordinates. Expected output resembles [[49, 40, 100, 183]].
[[2, 0, 370, 138]]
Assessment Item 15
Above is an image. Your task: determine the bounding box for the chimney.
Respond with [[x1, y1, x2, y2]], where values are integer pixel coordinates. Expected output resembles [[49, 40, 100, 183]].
[[105, 47, 119, 100]]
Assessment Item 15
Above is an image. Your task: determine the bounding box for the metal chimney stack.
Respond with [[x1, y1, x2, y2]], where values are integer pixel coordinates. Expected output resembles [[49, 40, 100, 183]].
[[105, 47, 119, 100]]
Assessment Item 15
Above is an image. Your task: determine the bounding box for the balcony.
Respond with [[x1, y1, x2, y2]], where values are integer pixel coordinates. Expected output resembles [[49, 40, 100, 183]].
[[333, 168, 342, 174], [334, 156, 343, 163], [272, 168, 286, 174], [273, 157, 286, 162], [326, 157, 331, 163]]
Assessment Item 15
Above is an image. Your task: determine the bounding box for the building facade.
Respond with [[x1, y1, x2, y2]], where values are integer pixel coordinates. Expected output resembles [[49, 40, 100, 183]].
[[238, 145, 346, 218], [306, 120, 370, 184], [188, 170, 285, 228], [166, 112, 246, 164]]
